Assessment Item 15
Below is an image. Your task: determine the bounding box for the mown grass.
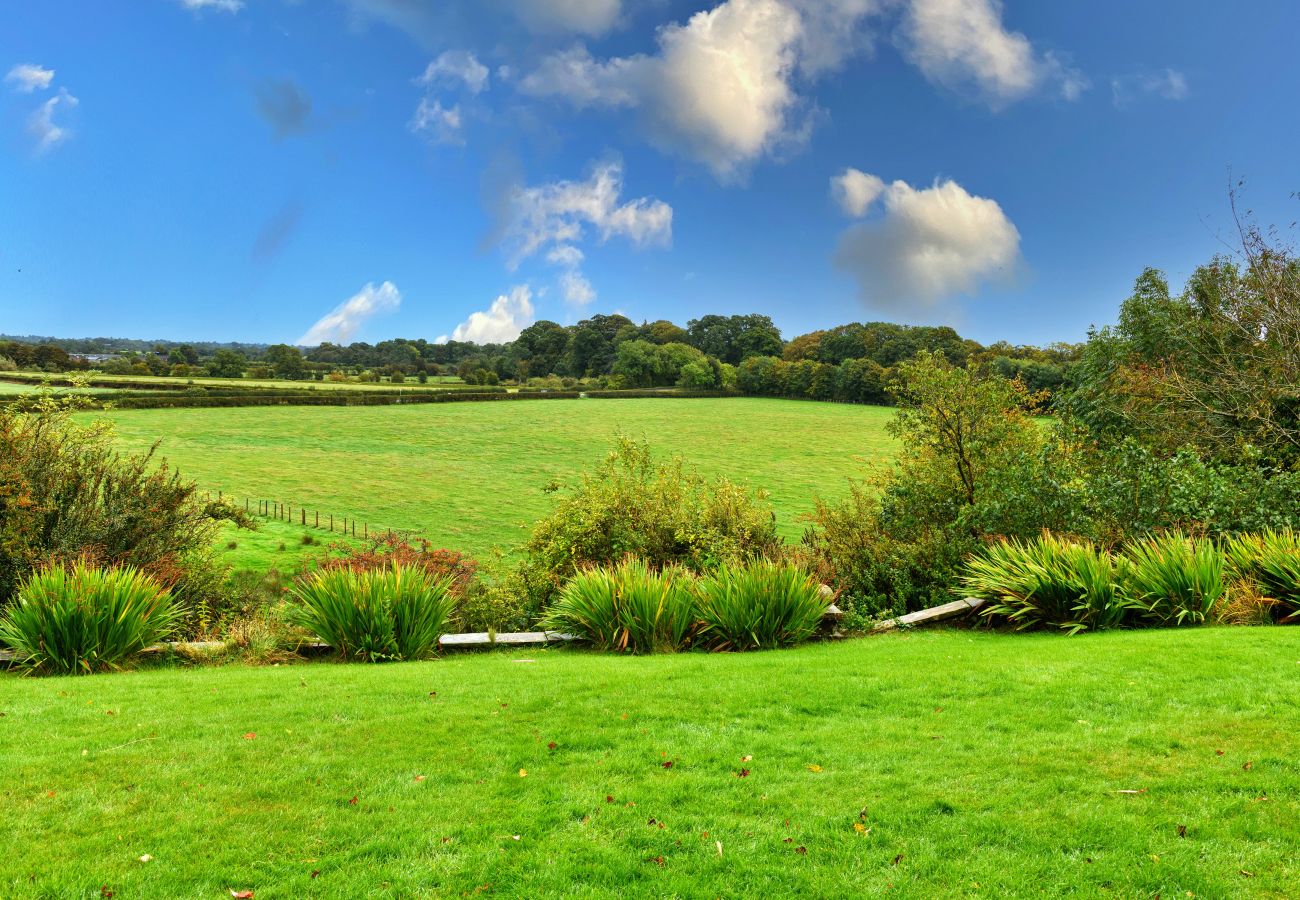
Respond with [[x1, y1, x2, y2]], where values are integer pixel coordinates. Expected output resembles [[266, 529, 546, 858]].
[[1, 628, 1295, 897], [214, 518, 357, 575], [89, 399, 898, 562]]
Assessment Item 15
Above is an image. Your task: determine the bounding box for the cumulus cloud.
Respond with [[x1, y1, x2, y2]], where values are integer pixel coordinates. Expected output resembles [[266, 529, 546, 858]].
[[5, 64, 54, 93], [1111, 68, 1188, 106], [297, 281, 402, 346], [521, 0, 811, 182], [900, 0, 1084, 105], [409, 97, 463, 144], [180, 0, 244, 12], [437, 285, 535, 344], [255, 80, 312, 138], [833, 174, 1020, 311], [503, 160, 672, 266], [514, 0, 622, 36], [28, 88, 78, 154], [831, 167, 885, 217], [558, 269, 596, 306], [416, 50, 490, 94]]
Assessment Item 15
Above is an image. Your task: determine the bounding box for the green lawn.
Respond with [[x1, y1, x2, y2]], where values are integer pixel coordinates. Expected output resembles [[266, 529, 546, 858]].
[[2, 628, 1296, 897], [89, 398, 897, 563]]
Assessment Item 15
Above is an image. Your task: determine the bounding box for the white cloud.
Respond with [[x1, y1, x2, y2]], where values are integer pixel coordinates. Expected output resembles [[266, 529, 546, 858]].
[[521, 0, 813, 182], [297, 281, 402, 346], [504, 160, 672, 266], [514, 0, 622, 36], [546, 244, 585, 267], [409, 97, 463, 144], [831, 167, 885, 217], [5, 64, 54, 93], [437, 285, 535, 344], [558, 269, 596, 306], [833, 174, 1021, 311], [28, 88, 78, 154], [180, 0, 244, 12], [416, 50, 490, 94], [900, 0, 1083, 105], [1111, 68, 1188, 106]]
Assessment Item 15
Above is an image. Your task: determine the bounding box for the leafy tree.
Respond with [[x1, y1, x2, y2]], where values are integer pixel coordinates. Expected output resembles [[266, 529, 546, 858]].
[[264, 344, 307, 380], [208, 349, 248, 379], [687, 314, 783, 365]]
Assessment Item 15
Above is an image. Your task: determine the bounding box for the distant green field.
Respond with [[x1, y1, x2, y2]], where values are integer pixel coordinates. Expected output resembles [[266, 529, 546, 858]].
[[2, 372, 464, 392], [90, 398, 897, 564]]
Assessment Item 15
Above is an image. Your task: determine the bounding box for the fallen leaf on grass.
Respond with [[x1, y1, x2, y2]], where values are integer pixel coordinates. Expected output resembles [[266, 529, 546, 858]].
[[891, 854, 904, 866], [1215, 749, 1225, 756], [310, 870, 320, 879], [736, 769, 750, 778], [230, 891, 255, 899], [647, 855, 665, 867], [100, 887, 113, 898], [509, 835, 521, 841], [853, 823, 870, 835], [605, 795, 614, 803], [519, 769, 528, 778], [1114, 789, 1147, 795], [783, 838, 793, 844], [1176, 824, 1187, 837], [242, 733, 257, 741], [414, 775, 426, 782], [716, 841, 723, 857], [547, 742, 557, 751], [1243, 761, 1253, 771], [806, 764, 823, 773], [661, 761, 674, 770], [740, 755, 752, 762], [1240, 870, 1254, 878], [348, 796, 358, 806], [795, 846, 808, 855], [138, 855, 152, 863]]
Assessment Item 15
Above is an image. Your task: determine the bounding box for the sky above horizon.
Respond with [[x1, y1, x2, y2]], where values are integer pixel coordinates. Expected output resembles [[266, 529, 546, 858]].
[[2, 0, 1298, 348]]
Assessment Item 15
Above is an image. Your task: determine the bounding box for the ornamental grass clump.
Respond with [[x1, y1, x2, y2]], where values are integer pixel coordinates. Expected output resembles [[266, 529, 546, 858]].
[[0, 563, 183, 674], [694, 561, 829, 650], [289, 566, 455, 662], [540, 559, 695, 654], [1225, 528, 1300, 621], [1120, 532, 1226, 626], [960, 533, 1129, 634]]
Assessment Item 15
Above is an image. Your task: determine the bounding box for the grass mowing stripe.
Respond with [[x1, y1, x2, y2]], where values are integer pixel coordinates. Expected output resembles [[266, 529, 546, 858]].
[[1, 628, 1296, 896]]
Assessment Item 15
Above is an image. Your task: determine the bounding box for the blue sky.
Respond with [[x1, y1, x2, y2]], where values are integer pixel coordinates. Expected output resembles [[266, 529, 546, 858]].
[[2, 0, 1297, 347]]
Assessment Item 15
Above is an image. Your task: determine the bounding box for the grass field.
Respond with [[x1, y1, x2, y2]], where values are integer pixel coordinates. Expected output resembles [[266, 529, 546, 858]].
[[91, 398, 897, 564], [2, 627, 1296, 897]]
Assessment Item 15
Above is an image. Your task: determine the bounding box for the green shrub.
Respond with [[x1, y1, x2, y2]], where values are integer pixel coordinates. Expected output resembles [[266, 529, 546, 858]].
[[289, 566, 456, 662], [961, 533, 1130, 634], [695, 560, 828, 650], [1225, 529, 1300, 621], [0, 563, 183, 674], [515, 438, 780, 620], [540, 559, 695, 654], [1120, 532, 1226, 626]]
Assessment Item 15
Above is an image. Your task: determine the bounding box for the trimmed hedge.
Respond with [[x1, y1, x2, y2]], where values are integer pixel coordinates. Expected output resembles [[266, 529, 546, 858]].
[[98, 390, 581, 409], [584, 389, 739, 399]]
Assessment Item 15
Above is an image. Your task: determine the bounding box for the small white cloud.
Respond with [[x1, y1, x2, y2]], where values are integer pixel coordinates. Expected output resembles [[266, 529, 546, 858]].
[[900, 0, 1082, 106], [834, 174, 1021, 311], [514, 0, 622, 37], [409, 97, 463, 145], [5, 64, 54, 93], [437, 285, 535, 344], [831, 167, 885, 217], [546, 245, 585, 267], [28, 88, 78, 154], [180, 0, 244, 12], [1111, 68, 1188, 107], [416, 51, 490, 94], [504, 160, 672, 266], [297, 281, 401, 345], [558, 269, 596, 306]]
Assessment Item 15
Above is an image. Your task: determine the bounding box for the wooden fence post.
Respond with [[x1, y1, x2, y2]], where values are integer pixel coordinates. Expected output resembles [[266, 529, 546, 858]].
[[301, 509, 305, 526], [315, 511, 319, 528], [330, 515, 334, 532]]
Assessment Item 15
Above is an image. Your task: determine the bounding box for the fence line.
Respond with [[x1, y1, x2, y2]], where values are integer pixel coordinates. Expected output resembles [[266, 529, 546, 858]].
[[204, 490, 374, 540]]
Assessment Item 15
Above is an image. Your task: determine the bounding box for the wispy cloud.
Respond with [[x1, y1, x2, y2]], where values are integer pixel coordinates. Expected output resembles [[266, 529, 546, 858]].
[[5, 63, 54, 93], [1111, 68, 1189, 107], [28, 88, 78, 154], [179, 0, 244, 13], [297, 281, 402, 346], [416, 50, 490, 94]]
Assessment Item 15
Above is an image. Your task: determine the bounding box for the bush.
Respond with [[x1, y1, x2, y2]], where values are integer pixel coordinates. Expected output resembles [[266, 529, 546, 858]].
[[695, 560, 828, 650], [289, 566, 456, 662], [0, 563, 183, 674], [1120, 532, 1226, 626], [1225, 529, 1300, 622], [960, 533, 1130, 634], [317, 532, 477, 599], [540, 559, 695, 654], [514, 438, 781, 620]]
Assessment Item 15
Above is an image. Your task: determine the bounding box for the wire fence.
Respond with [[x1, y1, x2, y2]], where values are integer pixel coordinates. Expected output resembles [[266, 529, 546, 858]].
[[202, 491, 377, 540]]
